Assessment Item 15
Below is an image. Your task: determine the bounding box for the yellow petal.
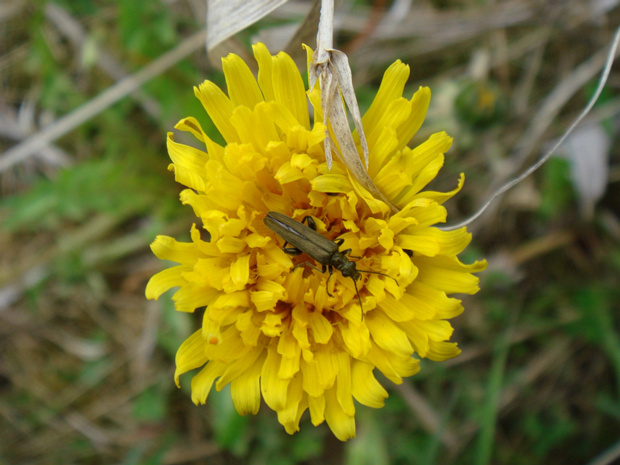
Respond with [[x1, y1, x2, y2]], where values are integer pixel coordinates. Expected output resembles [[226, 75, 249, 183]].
[[347, 172, 391, 215], [427, 340, 461, 361], [416, 320, 454, 342], [174, 329, 208, 387], [395, 132, 453, 205], [273, 52, 310, 130], [216, 236, 245, 254], [253, 43, 275, 101], [414, 256, 487, 294], [180, 191, 215, 223], [277, 330, 301, 378], [406, 201, 448, 229], [262, 101, 305, 134], [165, 135, 209, 192], [275, 161, 306, 184], [174, 116, 224, 162], [399, 320, 430, 357], [408, 281, 464, 319], [390, 352, 420, 378], [222, 52, 263, 109], [396, 86, 431, 149], [209, 290, 250, 311], [399, 227, 472, 257], [366, 310, 413, 357], [301, 358, 323, 397], [367, 344, 403, 384], [194, 81, 239, 143], [308, 395, 326, 426], [277, 373, 304, 434], [376, 293, 414, 322], [191, 360, 226, 404], [362, 60, 410, 136], [335, 352, 355, 416], [311, 173, 352, 194], [204, 302, 242, 328], [365, 98, 411, 152], [166, 132, 208, 175], [398, 292, 436, 320], [397, 234, 440, 256], [368, 126, 399, 178], [288, 126, 313, 153], [229, 105, 279, 152], [406, 155, 445, 203], [168, 163, 206, 193], [292, 308, 311, 352], [172, 284, 219, 313], [261, 346, 289, 410], [309, 312, 333, 343], [375, 154, 415, 200], [246, 232, 270, 248], [315, 347, 338, 390], [230, 350, 265, 415], [340, 320, 371, 358], [378, 225, 395, 250], [260, 312, 286, 337], [324, 387, 356, 441], [230, 254, 250, 288], [145, 265, 192, 300], [204, 326, 249, 362], [277, 349, 302, 380], [216, 344, 262, 389], [415, 173, 465, 205], [236, 311, 262, 346], [351, 361, 388, 408], [201, 315, 222, 346], [251, 291, 281, 313]]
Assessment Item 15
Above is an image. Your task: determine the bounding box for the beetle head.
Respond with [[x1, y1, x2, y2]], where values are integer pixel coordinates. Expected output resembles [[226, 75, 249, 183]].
[[335, 256, 361, 280]]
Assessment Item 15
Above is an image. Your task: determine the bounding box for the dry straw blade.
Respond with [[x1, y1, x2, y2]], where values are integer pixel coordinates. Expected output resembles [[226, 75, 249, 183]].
[[206, 0, 288, 50]]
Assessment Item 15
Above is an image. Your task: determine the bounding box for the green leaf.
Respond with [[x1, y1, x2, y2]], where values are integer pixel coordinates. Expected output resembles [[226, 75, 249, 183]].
[[538, 157, 574, 220], [133, 386, 168, 422], [211, 385, 250, 455]]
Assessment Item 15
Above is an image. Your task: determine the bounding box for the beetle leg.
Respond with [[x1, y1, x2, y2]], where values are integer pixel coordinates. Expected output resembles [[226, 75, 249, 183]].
[[325, 265, 334, 297], [282, 245, 304, 256], [333, 240, 362, 258], [340, 246, 365, 259], [292, 261, 324, 273], [301, 215, 317, 231]]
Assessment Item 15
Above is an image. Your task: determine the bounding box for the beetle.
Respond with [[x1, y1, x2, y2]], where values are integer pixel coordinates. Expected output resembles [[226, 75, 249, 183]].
[[263, 211, 397, 313]]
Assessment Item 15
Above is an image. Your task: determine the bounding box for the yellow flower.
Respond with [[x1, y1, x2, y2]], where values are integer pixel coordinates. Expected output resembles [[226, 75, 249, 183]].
[[146, 43, 486, 441]]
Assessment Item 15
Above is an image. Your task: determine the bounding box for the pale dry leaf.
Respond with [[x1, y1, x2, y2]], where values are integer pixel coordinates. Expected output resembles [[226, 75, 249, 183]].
[[319, 67, 337, 168], [207, 0, 288, 51], [326, 83, 396, 211], [559, 123, 610, 219], [590, 0, 619, 18], [329, 49, 369, 167], [309, 0, 394, 211]]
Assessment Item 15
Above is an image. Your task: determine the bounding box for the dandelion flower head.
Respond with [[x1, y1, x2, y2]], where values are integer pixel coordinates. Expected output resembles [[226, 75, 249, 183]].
[[146, 43, 486, 441]]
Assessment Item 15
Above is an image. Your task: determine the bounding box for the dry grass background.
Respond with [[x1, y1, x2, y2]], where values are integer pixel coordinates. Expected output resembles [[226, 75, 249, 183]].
[[1, 1, 620, 464]]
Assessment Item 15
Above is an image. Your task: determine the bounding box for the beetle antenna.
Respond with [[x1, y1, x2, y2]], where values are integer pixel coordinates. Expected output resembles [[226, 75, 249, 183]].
[[351, 278, 365, 320], [357, 269, 399, 286]]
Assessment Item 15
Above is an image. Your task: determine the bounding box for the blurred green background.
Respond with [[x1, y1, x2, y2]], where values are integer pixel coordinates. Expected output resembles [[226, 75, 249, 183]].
[[2, 1, 620, 464]]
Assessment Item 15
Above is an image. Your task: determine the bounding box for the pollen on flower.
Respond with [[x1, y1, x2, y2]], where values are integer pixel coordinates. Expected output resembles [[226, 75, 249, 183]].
[[146, 43, 486, 442]]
